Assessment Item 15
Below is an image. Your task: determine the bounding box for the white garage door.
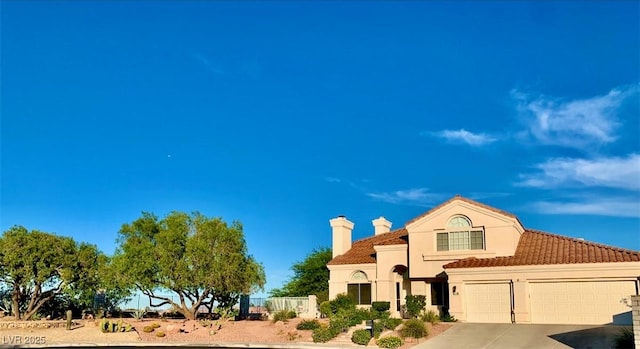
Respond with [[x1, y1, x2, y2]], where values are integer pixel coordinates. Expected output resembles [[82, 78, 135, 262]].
[[530, 281, 636, 325], [466, 283, 512, 323]]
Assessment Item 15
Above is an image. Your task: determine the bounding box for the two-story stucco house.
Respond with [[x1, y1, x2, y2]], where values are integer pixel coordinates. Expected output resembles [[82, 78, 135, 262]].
[[327, 195, 640, 325]]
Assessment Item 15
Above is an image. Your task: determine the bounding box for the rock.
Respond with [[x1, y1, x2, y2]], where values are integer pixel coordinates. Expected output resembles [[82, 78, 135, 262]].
[[166, 325, 176, 332], [275, 321, 285, 326]]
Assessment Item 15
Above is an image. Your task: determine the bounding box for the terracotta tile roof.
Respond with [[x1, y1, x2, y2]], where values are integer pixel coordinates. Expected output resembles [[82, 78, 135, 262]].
[[443, 229, 640, 269], [405, 195, 520, 226], [327, 228, 408, 265]]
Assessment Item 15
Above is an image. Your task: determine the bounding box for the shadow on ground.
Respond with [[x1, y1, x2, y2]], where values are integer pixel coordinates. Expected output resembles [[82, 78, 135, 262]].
[[549, 325, 631, 349]]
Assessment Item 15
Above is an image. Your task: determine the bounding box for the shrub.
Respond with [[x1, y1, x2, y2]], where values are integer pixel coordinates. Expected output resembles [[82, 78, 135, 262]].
[[373, 321, 384, 338], [312, 326, 338, 343], [319, 301, 332, 317], [614, 327, 634, 349], [380, 317, 403, 331], [405, 295, 426, 318], [151, 322, 161, 329], [377, 336, 403, 349], [328, 311, 351, 333], [330, 293, 356, 314], [400, 318, 428, 339], [351, 329, 372, 345], [440, 314, 457, 322], [155, 331, 166, 337], [371, 301, 391, 313], [349, 308, 373, 327], [272, 309, 296, 322], [296, 319, 321, 330], [142, 326, 154, 333], [420, 309, 440, 324]]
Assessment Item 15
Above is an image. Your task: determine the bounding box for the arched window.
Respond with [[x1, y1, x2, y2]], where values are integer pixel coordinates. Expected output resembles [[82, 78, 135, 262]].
[[448, 215, 471, 228], [437, 215, 484, 251], [348, 271, 371, 305], [351, 271, 368, 281]]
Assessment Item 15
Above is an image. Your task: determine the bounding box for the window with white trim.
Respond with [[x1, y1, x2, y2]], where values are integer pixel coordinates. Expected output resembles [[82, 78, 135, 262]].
[[436, 215, 484, 251]]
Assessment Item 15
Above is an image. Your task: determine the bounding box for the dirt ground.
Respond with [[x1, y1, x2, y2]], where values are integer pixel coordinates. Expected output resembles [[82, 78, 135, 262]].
[[0, 317, 454, 347]]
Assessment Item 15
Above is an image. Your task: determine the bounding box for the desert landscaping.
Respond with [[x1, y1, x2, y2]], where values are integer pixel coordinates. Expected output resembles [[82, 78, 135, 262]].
[[0, 317, 454, 348]]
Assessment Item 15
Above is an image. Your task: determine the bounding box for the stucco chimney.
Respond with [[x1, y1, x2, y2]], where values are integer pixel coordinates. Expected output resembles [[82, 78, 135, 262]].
[[330, 216, 354, 258], [372, 216, 392, 235]]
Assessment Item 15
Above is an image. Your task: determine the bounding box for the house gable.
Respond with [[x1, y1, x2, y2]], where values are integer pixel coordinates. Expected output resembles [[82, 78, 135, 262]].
[[405, 195, 524, 232], [406, 196, 525, 278]]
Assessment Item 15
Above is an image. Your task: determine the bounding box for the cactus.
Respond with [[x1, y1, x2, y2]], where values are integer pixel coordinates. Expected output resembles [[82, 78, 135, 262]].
[[100, 318, 110, 333], [99, 319, 135, 333]]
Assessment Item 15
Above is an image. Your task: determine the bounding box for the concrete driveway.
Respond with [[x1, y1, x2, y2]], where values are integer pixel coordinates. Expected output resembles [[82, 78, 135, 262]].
[[412, 323, 629, 349]]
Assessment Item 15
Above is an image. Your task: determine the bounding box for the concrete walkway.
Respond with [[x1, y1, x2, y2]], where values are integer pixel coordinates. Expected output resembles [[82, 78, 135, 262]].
[[412, 323, 629, 349]]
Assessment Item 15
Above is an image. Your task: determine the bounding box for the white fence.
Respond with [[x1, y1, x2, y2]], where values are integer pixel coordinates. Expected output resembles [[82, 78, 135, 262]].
[[266, 295, 318, 319]]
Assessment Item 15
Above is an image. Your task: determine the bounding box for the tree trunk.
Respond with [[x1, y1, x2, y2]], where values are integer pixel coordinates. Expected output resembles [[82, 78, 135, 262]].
[[11, 290, 20, 320], [179, 308, 196, 320]]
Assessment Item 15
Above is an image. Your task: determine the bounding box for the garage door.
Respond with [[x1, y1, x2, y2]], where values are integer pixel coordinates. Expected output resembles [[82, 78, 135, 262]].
[[530, 281, 636, 325], [466, 283, 512, 323]]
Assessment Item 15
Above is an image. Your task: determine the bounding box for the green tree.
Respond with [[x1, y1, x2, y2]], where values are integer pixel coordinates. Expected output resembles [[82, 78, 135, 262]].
[[269, 247, 332, 302], [0, 226, 104, 320], [112, 211, 265, 320]]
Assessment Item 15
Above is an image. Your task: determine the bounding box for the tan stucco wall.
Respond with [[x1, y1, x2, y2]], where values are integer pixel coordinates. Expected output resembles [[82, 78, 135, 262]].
[[445, 261, 640, 323], [373, 244, 409, 316], [406, 201, 524, 279], [328, 263, 377, 300]]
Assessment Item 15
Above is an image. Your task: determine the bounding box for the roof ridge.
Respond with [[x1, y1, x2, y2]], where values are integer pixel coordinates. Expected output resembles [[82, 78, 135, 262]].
[[524, 229, 640, 254], [405, 195, 518, 226], [352, 227, 407, 245]]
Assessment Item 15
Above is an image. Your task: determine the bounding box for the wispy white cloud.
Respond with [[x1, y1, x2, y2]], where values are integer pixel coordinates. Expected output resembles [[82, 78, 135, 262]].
[[193, 53, 225, 75], [366, 188, 447, 206], [531, 196, 640, 218], [517, 154, 640, 191], [427, 129, 497, 146], [324, 177, 342, 183], [512, 84, 638, 149]]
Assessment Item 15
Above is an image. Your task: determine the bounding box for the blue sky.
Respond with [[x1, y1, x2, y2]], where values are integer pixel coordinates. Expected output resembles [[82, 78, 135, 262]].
[[2, 1, 639, 300]]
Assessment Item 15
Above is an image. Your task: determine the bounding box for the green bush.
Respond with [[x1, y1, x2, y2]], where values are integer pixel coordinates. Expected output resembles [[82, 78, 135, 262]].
[[331, 293, 356, 314], [377, 336, 403, 349], [405, 295, 426, 318], [272, 309, 296, 322], [380, 317, 403, 330], [319, 301, 332, 317], [614, 327, 634, 349], [328, 311, 351, 333], [312, 326, 339, 343], [142, 326, 154, 333], [155, 331, 166, 337], [349, 308, 373, 326], [373, 321, 384, 338], [440, 314, 457, 322], [371, 301, 391, 312], [400, 318, 428, 339], [151, 322, 161, 329], [420, 309, 440, 324], [351, 329, 372, 345], [296, 319, 321, 330]]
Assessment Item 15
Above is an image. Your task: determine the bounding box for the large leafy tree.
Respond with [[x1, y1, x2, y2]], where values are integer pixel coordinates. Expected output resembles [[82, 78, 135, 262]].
[[269, 247, 332, 302], [112, 211, 266, 320], [0, 226, 104, 320]]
